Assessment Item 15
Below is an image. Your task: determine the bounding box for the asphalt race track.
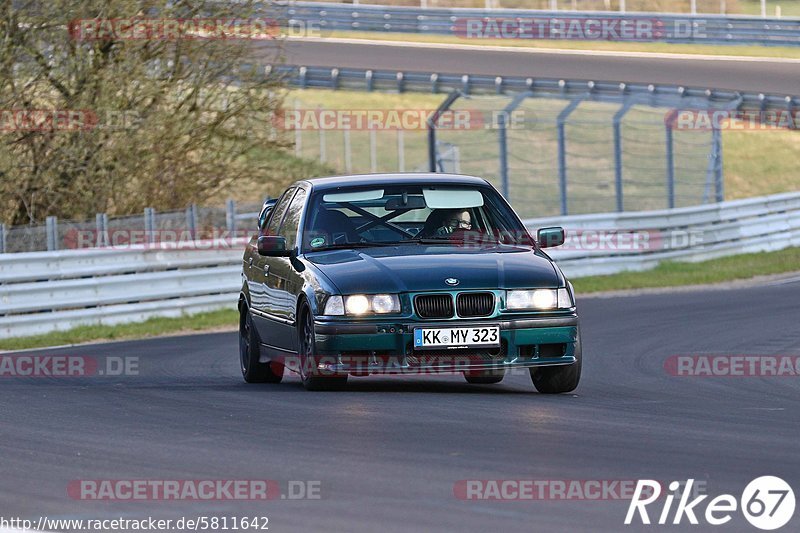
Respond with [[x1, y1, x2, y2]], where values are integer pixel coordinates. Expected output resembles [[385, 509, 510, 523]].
[[2, 282, 799, 532], [275, 39, 800, 95]]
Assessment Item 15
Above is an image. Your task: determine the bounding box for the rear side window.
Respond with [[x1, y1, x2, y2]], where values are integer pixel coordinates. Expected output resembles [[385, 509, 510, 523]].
[[263, 188, 295, 236]]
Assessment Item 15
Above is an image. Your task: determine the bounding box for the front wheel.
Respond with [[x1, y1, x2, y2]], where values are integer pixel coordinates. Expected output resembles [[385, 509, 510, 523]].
[[529, 327, 582, 394], [240, 304, 283, 384], [298, 306, 347, 391]]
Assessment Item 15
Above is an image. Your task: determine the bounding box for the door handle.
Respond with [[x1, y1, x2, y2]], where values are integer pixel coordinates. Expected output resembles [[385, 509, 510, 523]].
[[248, 257, 254, 266]]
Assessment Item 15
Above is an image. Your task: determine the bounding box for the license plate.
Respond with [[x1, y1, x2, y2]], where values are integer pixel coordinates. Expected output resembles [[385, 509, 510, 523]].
[[413, 326, 500, 350]]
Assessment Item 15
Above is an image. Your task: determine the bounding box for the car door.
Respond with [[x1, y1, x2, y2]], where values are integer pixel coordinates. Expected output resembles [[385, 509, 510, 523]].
[[263, 187, 308, 352], [249, 188, 295, 343]]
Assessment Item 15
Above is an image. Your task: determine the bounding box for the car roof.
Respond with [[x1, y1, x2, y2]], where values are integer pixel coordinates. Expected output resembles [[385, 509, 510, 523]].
[[296, 173, 491, 192]]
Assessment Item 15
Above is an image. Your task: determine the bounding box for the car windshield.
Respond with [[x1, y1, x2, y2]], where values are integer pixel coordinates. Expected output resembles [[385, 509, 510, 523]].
[[302, 184, 532, 253]]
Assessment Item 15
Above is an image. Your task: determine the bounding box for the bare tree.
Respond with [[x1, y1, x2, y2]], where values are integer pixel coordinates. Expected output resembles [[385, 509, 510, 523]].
[[0, 0, 290, 225]]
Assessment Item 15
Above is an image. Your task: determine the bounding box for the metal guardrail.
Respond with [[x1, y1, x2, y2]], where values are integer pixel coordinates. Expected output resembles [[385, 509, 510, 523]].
[[2, 192, 798, 338], [526, 191, 800, 276], [278, 1, 800, 46], [274, 65, 800, 111]]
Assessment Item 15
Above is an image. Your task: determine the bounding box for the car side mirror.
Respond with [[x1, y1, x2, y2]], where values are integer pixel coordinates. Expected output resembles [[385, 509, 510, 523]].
[[537, 227, 565, 248], [257, 235, 291, 257]]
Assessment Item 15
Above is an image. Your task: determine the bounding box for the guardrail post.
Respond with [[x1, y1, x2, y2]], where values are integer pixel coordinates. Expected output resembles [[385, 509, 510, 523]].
[[0, 223, 6, 254], [430, 73, 439, 94], [46, 216, 58, 251], [396, 72, 405, 93], [556, 95, 588, 216], [613, 99, 635, 212], [226, 199, 237, 234], [144, 207, 156, 245], [461, 75, 470, 96], [365, 70, 374, 92], [299, 66, 307, 89], [331, 68, 340, 90], [665, 123, 675, 209], [186, 204, 198, 241]]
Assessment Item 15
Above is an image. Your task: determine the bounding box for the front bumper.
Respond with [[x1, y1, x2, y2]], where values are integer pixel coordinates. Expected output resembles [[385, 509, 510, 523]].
[[311, 314, 579, 375]]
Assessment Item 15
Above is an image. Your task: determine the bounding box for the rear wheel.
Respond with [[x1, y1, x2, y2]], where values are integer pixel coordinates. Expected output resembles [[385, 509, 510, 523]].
[[464, 369, 505, 384], [298, 306, 347, 391], [529, 327, 582, 394], [239, 304, 283, 383]]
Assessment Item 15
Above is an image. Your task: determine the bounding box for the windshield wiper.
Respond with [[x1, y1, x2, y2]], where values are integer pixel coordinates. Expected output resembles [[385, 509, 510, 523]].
[[309, 241, 403, 252]]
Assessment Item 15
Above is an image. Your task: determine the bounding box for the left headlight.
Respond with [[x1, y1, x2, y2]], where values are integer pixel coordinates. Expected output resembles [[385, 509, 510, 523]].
[[506, 288, 573, 311], [323, 294, 401, 316]]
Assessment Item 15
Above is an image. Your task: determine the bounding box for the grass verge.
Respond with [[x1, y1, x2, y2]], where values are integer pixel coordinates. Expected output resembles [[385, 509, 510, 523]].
[[573, 246, 800, 293], [3, 247, 799, 350], [0, 309, 238, 352]]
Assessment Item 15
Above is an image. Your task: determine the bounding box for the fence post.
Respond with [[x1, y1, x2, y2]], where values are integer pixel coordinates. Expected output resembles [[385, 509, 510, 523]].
[[344, 129, 353, 173], [714, 128, 724, 202], [427, 91, 464, 173], [397, 130, 405, 172], [613, 100, 635, 213], [0, 223, 6, 253], [95, 213, 108, 247], [144, 207, 156, 245], [665, 124, 675, 209], [294, 100, 302, 157], [319, 126, 327, 163], [46, 216, 58, 251], [369, 130, 378, 172], [498, 91, 533, 200], [226, 199, 237, 233], [556, 95, 587, 216], [186, 204, 198, 241]]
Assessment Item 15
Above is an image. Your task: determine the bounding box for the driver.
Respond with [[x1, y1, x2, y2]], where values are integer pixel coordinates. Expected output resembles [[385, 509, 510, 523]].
[[421, 208, 472, 238]]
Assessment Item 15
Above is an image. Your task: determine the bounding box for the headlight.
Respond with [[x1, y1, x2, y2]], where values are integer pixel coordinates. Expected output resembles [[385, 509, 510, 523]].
[[323, 295, 345, 316], [506, 288, 573, 310], [331, 294, 401, 315], [345, 295, 370, 315]]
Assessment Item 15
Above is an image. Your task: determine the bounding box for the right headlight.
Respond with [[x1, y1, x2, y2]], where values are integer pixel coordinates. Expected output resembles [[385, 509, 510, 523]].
[[506, 288, 573, 311], [323, 294, 401, 316]]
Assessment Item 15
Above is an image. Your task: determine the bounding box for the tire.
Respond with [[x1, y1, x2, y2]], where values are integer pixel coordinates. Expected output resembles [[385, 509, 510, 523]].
[[239, 304, 283, 384], [298, 306, 347, 391], [464, 369, 505, 384], [529, 327, 582, 394]]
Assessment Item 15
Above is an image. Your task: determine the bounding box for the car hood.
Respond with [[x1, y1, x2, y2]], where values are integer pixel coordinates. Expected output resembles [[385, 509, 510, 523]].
[[306, 245, 561, 294]]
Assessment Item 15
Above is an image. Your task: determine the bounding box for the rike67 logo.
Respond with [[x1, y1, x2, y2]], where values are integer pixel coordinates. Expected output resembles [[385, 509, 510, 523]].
[[625, 477, 795, 530]]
